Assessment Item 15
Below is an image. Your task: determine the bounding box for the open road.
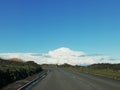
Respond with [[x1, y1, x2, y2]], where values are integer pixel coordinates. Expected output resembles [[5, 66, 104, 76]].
[[30, 68, 120, 90]]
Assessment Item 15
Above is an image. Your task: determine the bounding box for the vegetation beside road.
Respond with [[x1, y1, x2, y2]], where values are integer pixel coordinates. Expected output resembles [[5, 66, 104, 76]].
[[42, 63, 120, 80], [0, 58, 43, 88], [60, 63, 120, 80], [85, 64, 120, 79]]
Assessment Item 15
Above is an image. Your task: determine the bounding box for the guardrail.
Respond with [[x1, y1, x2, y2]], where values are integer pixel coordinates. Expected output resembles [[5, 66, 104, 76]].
[[17, 71, 48, 90]]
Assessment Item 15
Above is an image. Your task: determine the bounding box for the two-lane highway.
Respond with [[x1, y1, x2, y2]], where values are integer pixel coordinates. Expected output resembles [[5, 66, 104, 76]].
[[30, 68, 120, 90]]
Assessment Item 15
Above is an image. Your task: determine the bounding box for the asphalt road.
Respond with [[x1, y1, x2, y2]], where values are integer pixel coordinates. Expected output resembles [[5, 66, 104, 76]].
[[30, 68, 120, 90]]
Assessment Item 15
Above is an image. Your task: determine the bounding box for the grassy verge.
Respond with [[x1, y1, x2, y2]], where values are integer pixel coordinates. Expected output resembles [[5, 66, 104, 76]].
[[58, 63, 120, 80], [78, 67, 120, 80], [62, 67, 120, 80], [41, 63, 120, 80]]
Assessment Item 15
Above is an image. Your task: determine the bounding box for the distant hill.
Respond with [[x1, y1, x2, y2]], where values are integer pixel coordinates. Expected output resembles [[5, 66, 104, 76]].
[[89, 63, 120, 70]]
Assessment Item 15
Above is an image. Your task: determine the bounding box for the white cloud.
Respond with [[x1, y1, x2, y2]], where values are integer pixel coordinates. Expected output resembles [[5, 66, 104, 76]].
[[0, 47, 120, 65], [48, 47, 85, 58]]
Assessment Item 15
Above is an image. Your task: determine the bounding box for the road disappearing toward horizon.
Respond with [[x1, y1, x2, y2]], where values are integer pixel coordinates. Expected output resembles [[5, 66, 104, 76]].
[[30, 68, 120, 90]]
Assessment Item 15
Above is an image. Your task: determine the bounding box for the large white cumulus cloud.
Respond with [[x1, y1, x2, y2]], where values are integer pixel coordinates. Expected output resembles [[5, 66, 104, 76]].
[[0, 47, 120, 65]]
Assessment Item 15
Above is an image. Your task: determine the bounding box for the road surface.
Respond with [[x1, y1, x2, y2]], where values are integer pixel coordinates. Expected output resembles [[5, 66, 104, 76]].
[[30, 68, 120, 90]]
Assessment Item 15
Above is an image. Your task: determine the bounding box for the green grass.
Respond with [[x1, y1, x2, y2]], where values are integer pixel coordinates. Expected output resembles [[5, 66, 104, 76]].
[[59, 65, 120, 80], [78, 68, 120, 80]]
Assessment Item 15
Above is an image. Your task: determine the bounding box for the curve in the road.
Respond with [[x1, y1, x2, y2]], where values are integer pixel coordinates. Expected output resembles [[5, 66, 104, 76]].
[[30, 68, 120, 90]]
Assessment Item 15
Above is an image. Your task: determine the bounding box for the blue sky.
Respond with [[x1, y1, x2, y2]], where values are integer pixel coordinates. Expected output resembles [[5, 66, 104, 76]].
[[0, 0, 120, 58]]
